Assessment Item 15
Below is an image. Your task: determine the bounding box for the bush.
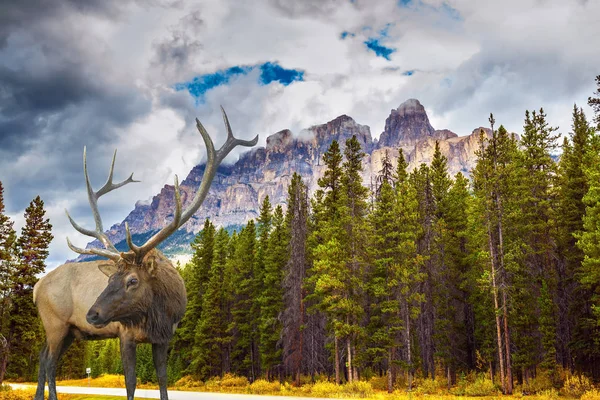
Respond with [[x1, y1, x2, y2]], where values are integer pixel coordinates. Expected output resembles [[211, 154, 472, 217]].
[[341, 381, 375, 398], [463, 375, 497, 396], [581, 389, 600, 400], [220, 373, 249, 388], [0, 388, 34, 400], [536, 388, 559, 400], [0, 386, 9, 393], [562, 374, 593, 397], [368, 375, 388, 391], [248, 379, 281, 394], [174, 375, 202, 388], [523, 371, 555, 394], [310, 381, 339, 398], [414, 378, 443, 395]]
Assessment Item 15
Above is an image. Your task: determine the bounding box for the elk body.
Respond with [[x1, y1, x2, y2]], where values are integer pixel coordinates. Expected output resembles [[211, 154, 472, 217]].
[[33, 108, 257, 400]]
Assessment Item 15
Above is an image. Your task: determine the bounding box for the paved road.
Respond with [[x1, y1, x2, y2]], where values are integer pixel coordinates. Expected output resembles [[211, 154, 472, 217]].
[[9, 383, 329, 400]]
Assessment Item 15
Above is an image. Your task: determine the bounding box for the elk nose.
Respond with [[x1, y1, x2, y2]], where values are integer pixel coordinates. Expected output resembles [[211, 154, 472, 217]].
[[86, 309, 100, 325]]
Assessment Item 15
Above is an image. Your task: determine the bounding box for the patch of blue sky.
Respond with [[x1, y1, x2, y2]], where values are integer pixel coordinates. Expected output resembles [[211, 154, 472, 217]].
[[403, 70, 415, 76], [340, 31, 356, 39], [364, 38, 396, 61], [175, 62, 304, 102], [259, 62, 304, 86]]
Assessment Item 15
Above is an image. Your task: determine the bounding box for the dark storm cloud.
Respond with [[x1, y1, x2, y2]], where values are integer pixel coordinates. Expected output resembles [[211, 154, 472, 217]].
[[0, 0, 155, 213], [0, 0, 130, 49]]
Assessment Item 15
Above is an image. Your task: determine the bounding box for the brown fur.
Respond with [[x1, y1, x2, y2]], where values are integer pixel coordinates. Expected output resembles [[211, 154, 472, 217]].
[[33, 249, 187, 400]]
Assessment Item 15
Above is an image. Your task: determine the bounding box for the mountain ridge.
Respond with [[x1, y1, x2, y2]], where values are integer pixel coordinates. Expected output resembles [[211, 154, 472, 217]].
[[73, 99, 493, 261]]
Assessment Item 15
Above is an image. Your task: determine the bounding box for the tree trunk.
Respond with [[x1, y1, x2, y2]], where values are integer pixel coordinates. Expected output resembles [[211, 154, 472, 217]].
[[347, 335, 353, 383], [502, 290, 513, 394], [387, 348, 393, 393], [335, 335, 340, 384], [487, 220, 506, 393]]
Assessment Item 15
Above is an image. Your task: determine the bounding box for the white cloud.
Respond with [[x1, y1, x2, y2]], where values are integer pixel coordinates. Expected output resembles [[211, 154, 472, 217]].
[[2, 0, 598, 270]]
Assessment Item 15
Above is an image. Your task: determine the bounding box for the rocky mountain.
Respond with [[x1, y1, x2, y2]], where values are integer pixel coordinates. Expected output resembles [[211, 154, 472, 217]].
[[75, 99, 493, 260]]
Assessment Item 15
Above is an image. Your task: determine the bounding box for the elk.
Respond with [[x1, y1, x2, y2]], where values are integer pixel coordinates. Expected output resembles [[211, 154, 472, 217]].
[[33, 108, 257, 400]]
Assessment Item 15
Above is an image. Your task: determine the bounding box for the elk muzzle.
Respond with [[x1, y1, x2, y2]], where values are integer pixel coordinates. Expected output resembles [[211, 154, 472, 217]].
[[86, 307, 108, 327]]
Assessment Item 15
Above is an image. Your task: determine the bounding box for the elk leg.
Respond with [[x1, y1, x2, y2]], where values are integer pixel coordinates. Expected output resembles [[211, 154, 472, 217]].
[[152, 343, 169, 400], [34, 344, 48, 400], [46, 332, 74, 400], [120, 337, 137, 400]]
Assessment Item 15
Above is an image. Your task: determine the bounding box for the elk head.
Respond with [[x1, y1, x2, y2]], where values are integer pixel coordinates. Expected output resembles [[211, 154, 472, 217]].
[[65, 107, 258, 331]]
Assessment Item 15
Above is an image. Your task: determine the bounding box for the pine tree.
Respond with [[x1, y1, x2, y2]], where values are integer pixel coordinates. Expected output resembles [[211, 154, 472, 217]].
[[282, 173, 310, 383], [190, 227, 230, 379], [0, 182, 16, 333], [588, 75, 600, 128], [174, 219, 215, 373], [306, 140, 347, 384], [230, 221, 258, 379], [259, 205, 287, 379], [575, 123, 600, 375], [340, 135, 369, 382], [555, 105, 593, 369], [472, 119, 521, 394], [512, 109, 559, 379], [0, 196, 52, 384]]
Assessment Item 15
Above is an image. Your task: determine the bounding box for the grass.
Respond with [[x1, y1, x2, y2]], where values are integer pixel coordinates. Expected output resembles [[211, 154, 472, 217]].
[[10, 373, 599, 400]]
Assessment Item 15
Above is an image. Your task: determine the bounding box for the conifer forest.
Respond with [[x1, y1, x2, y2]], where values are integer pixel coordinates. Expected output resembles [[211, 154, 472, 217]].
[[0, 76, 600, 395]]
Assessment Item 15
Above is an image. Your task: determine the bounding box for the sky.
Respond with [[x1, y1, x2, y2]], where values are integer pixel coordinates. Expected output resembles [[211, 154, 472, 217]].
[[1, 0, 599, 270]]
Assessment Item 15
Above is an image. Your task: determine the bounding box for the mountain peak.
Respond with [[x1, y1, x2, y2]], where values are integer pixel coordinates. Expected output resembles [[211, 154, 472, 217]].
[[396, 98, 425, 113], [378, 98, 435, 148]]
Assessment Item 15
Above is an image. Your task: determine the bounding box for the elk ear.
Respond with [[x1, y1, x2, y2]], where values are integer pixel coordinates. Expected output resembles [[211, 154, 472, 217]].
[[146, 255, 158, 276], [98, 263, 118, 277]]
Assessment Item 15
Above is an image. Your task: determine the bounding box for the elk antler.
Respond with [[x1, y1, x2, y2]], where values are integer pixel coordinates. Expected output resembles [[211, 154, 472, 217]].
[[124, 106, 258, 263], [65, 147, 139, 262]]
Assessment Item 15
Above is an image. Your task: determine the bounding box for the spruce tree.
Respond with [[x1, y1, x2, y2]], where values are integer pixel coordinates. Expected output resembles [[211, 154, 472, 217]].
[[259, 205, 287, 379], [306, 140, 347, 384], [190, 228, 230, 379], [230, 221, 258, 379], [175, 219, 215, 374], [588, 75, 600, 128], [0, 196, 52, 384], [575, 123, 600, 374], [555, 105, 593, 369], [282, 173, 309, 383]]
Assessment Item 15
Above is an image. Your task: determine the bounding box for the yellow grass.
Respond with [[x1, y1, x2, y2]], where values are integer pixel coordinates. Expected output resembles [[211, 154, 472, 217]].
[[13, 373, 594, 399]]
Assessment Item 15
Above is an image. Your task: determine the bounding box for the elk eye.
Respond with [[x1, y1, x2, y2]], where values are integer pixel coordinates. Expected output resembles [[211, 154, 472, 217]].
[[127, 278, 138, 287]]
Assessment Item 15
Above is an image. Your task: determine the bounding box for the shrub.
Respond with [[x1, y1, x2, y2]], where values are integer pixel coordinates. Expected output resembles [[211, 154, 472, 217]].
[[220, 373, 249, 388], [93, 374, 126, 388], [562, 374, 593, 397], [581, 389, 600, 400], [463, 375, 497, 396], [174, 375, 202, 388], [536, 388, 559, 400], [248, 379, 281, 394], [0, 386, 9, 393], [311, 381, 339, 398], [368, 375, 388, 391], [523, 371, 554, 394], [0, 388, 34, 400], [341, 381, 375, 398], [414, 378, 442, 395]]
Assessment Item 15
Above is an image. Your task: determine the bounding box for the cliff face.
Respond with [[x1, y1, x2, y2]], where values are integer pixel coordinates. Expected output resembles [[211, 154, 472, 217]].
[[76, 100, 494, 260]]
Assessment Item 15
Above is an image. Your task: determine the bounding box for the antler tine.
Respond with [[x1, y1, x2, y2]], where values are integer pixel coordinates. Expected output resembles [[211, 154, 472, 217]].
[[216, 106, 259, 163], [66, 237, 121, 262], [97, 149, 140, 197], [65, 146, 139, 260], [132, 107, 258, 261], [126, 175, 182, 262]]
